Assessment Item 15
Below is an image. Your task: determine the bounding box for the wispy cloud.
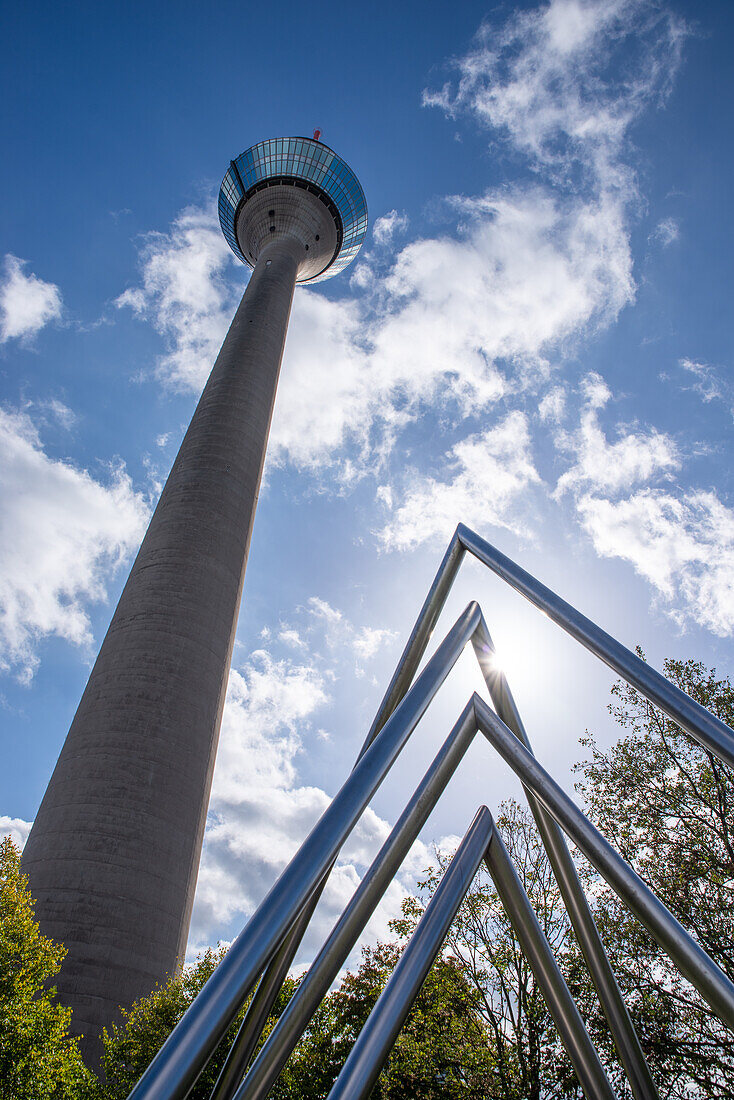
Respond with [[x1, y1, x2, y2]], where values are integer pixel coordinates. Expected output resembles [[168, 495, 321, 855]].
[[554, 372, 679, 498], [372, 210, 409, 247], [424, 0, 687, 194], [379, 412, 541, 552], [676, 357, 731, 412], [578, 489, 734, 635], [650, 217, 679, 246], [115, 203, 239, 392], [0, 255, 62, 344], [0, 406, 149, 681], [190, 621, 420, 963]]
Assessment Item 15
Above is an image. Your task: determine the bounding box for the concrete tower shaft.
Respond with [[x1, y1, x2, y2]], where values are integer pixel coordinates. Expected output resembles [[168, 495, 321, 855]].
[[22, 137, 366, 1068], [22, 236, 302, 1061]]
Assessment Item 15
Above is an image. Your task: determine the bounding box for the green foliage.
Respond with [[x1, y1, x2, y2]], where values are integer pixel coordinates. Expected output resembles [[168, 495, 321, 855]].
[[571, 652, 734, 1098], [395, 801, 581, 1100], [0, 835, 94, 1100], [100, 949, 297, 1100], [281, 940, 495, 1099]]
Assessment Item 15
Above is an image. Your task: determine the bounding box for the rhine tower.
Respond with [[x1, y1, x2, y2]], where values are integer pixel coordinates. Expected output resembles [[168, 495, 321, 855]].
[[22, 135, 367, 1062]]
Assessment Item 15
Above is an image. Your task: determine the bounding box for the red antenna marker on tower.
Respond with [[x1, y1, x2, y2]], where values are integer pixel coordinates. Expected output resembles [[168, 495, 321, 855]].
[[313, 128, 321, 141]]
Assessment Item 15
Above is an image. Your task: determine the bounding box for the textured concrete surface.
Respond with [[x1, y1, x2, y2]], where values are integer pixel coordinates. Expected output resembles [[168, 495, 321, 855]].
[[235, 182, 339, 280], [22, 235, 302, 1067]]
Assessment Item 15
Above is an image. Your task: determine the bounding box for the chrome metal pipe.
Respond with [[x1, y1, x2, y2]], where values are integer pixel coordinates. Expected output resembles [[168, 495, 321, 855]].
[[475, 696, 734, 1031], [127, 602, 481, 1100], [460, 525, 734, 770], [352, 533, 655, 1098], [232, 701, 478, 1100], [213, 538, 467, 1100], [472, 619, 658, 1100], [327, 808, 494, 1100], [209, 895, 317, 1100], [485, 819, 617, 1100]]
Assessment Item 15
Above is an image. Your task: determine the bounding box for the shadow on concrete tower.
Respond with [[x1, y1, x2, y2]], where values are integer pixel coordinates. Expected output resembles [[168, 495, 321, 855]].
[[21, 136, 367, 1065]]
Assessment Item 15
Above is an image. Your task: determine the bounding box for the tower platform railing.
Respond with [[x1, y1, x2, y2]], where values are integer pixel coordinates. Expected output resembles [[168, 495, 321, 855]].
[[125, 525, 734, 1100]]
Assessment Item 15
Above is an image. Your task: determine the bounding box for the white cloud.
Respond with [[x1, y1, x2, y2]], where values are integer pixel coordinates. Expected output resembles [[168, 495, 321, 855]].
[[353, 626, 398, 661], [538, 385, 567, 423], [120, 183, 635, 482], [116, 203, 238, 392], [190, 646, 416, 964], [302, 597, 397, 667], [651, 217, 679, 246], [42, 399, 77, 431], [190, 650, 330, 944], [555, 372, 679, 498], [372, 210, 409, 246], [0, 815, 32, 849], [577, 489, 734, 635], [0, 406, 149, 680], [424, 0, 686, 193], [279, 627, 306, 650], [279, 182, 635, 476], [0, 255, 62, 343], [379, 411, 541, 552], [677, 358, 730, 410], [552, 374, 734, 634]]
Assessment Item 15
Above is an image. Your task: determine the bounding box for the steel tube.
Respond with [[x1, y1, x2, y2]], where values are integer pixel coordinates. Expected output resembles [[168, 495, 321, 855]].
[[214, 537, 467, 1099], [459, 524, 734, 770], [475, 696, 734, 1031], [472, 620, 658, 1100], [127, 602, 481, 1100], [485, 820, 617, 1100], [327, 807, 494, 1100], [209, 895, 318, 1100], [232, 701, 478, 1100]]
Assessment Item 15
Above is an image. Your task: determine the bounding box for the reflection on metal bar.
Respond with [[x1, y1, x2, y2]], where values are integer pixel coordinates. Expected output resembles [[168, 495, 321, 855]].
[[128, 603, 481, 1100], [327, 808, 494, 1100], [459, 525, 734, 770], [212, 550, 470, 1100], [472, 618, 658, 1100], [475, 695, 734, 1032], [209, 895, 318, 1100], [485, 817, 617, 1100], [232, 702, 478, 1100]]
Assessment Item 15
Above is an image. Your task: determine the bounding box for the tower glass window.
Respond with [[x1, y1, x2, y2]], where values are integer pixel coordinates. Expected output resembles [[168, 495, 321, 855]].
[[219, 136, 368, 283]]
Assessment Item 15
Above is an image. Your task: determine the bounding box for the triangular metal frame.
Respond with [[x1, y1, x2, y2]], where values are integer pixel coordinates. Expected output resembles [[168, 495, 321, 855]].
[[126, 526, 734, 1100]]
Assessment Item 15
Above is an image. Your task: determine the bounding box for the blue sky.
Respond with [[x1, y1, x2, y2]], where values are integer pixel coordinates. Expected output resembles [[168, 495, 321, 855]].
[[1, 0, 733, 963]]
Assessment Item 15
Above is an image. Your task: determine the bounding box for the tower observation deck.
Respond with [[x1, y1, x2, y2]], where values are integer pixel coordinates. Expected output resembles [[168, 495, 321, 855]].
[[22, 136, 367, 1066]]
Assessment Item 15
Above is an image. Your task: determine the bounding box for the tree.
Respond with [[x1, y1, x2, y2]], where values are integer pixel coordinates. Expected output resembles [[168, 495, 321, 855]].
[[100, 949, 298, 1100], [281, 940, 496, 1099], [0, 835, 94, 1100], [393, 801, 580, 1100], [572, 653, 734, 1098], [394, 655, 734, 1098]]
